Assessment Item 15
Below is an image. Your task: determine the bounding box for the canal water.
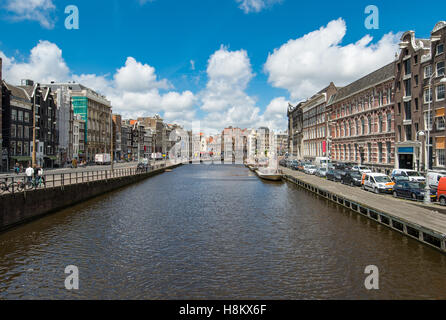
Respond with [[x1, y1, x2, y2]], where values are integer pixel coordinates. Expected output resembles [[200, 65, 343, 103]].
[[0, 164, 445, 299]]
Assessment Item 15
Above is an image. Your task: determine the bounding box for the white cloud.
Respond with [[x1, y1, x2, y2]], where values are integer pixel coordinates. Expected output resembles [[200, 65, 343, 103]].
[[236, 0, 282, 13], [264, 18, 400, 100], [3, 0, 56, 29], [0, 41, 195, 124], [199, 46, 288, 131], [201, 45, 255, 112], [190, 60, 195, 71], [114, 57, 171, 92], [0, 40, 69, 84]]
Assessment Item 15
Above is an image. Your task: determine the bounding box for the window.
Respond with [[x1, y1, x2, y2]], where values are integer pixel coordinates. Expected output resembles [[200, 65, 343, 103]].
[[405, 125, 412, 141], [415, 98, 419, 111], [378, 114, 383, 132], [437, 84, 445, 101], [387, 113, 392, 132], [378, 142, 383, 163], [425, 65, 433, 79], [438, 61, 445, 76], [437, 43, 444, 56], [386, 142, 392, 163], [398, 125, 402, 141], [438, 150, 446, 167], [424, 88, 433, 103], [398, 103, 401, 114], [368, 143, 372, 162], [404, 79, 411, 97], [17, 125, 22, 138], [23, 142, 29, 156], [361, 118, 365, 135], [17, 141, 22, 155], [437, 117, 445, 130], [404, 59, 411, 75], [424, 112, 433, 131], [415, 75, 419, 86], [368, 116, 372, 134], [356, 119, 360, 136], [18, 110, 23, 122], [11, 124, 16, 138], [414, 55, 418, 64], [10, 142, 16, 155], [11, 109, 17, 121], [404, 101, 411, 120], [24, 112, 30, 123]]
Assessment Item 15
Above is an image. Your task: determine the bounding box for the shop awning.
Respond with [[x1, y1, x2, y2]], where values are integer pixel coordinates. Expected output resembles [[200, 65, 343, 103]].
[[436, 108, 445, 117], [44, 155, 58, 160], [10, 156, 32, 161], [436, 137, 446, 150]]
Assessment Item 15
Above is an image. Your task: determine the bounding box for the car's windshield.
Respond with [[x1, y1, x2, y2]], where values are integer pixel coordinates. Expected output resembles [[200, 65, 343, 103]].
[[351, 173, 361, 179], [407, 182, 423, 189], [308, 165, 316, 169], [407, 171, 422, 177], [374, 176, 391, 183], [319, 168, 327, 171]]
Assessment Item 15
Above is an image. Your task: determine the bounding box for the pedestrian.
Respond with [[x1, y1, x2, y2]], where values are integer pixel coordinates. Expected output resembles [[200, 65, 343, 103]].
[[37, 166, 45, 186], [25, 165, 33, 183], [14, 162, 19, 174]]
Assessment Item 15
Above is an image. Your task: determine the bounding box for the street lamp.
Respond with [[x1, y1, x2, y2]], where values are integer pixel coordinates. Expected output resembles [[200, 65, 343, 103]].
[[424, 67, 446, 204]]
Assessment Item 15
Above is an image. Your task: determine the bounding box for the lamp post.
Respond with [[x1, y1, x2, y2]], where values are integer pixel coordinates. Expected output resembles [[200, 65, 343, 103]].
[[424, 67, 446, 204]]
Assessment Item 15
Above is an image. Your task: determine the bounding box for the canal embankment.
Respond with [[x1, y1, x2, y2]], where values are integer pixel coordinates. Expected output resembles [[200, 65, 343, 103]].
[[0, 162, 183, 232], [281, 166, 446, 253]]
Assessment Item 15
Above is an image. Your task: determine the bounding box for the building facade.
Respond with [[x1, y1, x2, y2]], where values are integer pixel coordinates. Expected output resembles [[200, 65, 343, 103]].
[[1, 82, 33, 170], [328, 63, 395, 173], [287, 102, 303, 159], [302, 82, 337, 161], [394, 22, 446, 171]]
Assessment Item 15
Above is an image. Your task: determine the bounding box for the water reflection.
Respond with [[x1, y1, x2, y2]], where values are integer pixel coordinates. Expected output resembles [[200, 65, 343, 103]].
[[0, 164, 445, 299]]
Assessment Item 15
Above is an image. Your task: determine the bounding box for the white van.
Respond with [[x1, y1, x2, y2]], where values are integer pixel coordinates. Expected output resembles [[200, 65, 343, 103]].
[[315, 157, 330, 167], [391, 169, 425, 182], [362, 173, 395, 194], [427, 171, 446, 188]]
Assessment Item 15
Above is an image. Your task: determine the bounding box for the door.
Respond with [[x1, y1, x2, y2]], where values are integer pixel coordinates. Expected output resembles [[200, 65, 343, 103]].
[[399, 154, 413, 169]]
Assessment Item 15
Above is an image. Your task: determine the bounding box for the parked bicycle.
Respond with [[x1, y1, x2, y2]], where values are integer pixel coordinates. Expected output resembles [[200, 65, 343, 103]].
[[24, 176, 45, 190], [0, 178, 25, 194]]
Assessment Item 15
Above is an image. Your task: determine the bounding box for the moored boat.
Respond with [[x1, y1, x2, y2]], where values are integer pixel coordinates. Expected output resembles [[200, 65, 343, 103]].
[[255, 168, 282, 181]]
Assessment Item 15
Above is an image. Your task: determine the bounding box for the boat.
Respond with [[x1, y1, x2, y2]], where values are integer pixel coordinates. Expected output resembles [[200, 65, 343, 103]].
[[255, 167, 283, 181]]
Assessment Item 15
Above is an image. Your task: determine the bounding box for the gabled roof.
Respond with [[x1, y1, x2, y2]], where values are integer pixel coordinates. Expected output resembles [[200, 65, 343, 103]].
[[4, 82, 30, 102], [328, 62, 395, 105]]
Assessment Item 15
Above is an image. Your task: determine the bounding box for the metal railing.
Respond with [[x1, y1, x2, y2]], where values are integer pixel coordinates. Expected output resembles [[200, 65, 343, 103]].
[[0, 162, 170, 196]]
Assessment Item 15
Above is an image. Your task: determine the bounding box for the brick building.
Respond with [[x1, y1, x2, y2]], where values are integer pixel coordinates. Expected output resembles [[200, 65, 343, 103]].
[[287, 102, 303, 159], [327, 63, 395, 173], [302, 82, 337, 161], [394, 21, 446, 171]]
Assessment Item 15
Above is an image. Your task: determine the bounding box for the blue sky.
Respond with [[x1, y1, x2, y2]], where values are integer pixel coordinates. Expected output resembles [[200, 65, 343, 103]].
[[0, 0, 445, 132]]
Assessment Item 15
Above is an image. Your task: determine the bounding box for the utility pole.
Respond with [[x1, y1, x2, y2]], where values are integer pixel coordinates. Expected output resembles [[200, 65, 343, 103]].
[[32, 83, 37, 167], [110, 110, 114, 171]]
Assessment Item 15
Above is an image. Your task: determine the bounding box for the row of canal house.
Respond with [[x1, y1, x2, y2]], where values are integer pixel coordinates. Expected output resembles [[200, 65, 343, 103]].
[[288, 21, 446, 174], [1, 71, 58, 170]]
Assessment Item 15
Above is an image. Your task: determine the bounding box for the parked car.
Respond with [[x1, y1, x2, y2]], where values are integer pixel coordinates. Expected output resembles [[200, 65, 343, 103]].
[[290, 160, 300, 170], [391, 174, 410, 183], [279, 159, 287, 167], [341, 171, 363, 187], [304, 165, 317, 175], [351, 165, 372, 173], [326, 169, 343, 182], [298, 162, 309, 171], [391, 169, 425, 182], [437, 177, 446, 205], [316, 167, 328, 178], [362, 173, 395, 194], [426, 171, 446, 188], [393, 181, 436, 201]]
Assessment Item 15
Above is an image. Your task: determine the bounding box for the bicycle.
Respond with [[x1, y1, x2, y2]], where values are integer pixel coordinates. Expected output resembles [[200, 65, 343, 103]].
[[24, 176, 45, 190], [0, 178, 25, 194]]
